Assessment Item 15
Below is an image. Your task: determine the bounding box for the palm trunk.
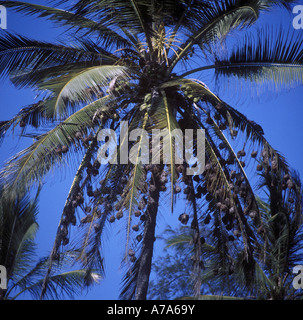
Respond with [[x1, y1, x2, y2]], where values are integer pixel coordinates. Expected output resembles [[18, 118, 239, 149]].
[[135, 168, 161, 300]]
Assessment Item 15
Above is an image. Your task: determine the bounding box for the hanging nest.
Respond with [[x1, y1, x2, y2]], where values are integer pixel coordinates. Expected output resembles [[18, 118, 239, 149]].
[[233, 229, 241, 237], [128, 249, 135, 256], [109, 215, 116, 223], [116, 210, 123, 220], [175, 185, 181, 193], [61, 145, 69, 153], [132, 224, 139, 232], [204, 214, 211, 224], [134, 210, 141, 217], [80, 214, 93, 224], [178, 213, 189, 225], [251, 151, 258, 158], [136, 234, 143, 242], [256, 164, 263, 172]]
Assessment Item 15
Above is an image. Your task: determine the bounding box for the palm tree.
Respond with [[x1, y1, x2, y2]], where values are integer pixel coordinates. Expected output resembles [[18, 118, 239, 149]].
[[0, 186, 101, 300], [0, 0, 302, 300]]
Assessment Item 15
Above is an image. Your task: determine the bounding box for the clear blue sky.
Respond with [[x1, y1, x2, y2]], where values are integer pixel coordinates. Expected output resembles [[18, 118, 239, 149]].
[[0, 1, 302, 299]]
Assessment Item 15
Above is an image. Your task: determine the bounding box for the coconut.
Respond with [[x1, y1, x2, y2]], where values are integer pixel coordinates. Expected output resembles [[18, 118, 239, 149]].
[[251, 151, 258, 158]]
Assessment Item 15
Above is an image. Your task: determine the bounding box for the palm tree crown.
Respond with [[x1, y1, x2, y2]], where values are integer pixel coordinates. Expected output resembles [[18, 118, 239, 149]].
[[0, 0, 302, 299]]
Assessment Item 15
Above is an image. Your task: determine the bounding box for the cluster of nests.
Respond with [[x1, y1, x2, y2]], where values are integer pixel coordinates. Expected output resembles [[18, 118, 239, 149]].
[[54, 136, 297, 263]]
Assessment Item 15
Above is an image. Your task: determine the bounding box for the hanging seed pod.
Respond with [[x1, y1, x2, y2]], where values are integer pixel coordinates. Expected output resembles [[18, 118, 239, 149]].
[[251, 151, 258, 158], [136, 234, 143, 242], [183, 187, 191, 195], [116, 210, 123, 220], [256, 164, 263, 172], [130, 256, 136, 263], [108, 215, 115, 223], [132, 224, 139, 232], [240, 161, 245, 168], [178, 213, 189, 225]]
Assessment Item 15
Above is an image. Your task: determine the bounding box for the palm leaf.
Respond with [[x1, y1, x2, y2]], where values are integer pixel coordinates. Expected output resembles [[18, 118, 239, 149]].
[[0, 95, 112, 194], [214, 26, 303, 93], [40, 65, 128, 118], [0, 1, 131, 48]]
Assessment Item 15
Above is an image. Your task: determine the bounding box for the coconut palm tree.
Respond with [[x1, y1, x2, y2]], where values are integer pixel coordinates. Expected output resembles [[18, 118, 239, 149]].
[[0, 186, 100, 300], [0, 0, 302, 300]]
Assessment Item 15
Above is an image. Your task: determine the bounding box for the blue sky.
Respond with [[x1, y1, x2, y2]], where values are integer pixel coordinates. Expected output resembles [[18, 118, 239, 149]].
[[0, 1, 302, 300]]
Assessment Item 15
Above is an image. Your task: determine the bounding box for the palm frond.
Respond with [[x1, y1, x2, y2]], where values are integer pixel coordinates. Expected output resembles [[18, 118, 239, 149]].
[[0, 95, 112, 194], [0, 1, 132, 48], [0, 33, 116, 81], [40, 65, 128, 118], [214, 26, 303, 93]]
